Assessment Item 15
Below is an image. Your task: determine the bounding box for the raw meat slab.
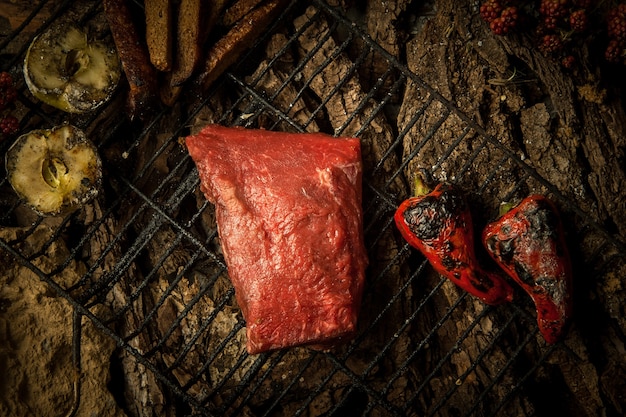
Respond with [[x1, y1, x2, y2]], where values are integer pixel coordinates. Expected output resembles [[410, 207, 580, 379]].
[[186, 124, 368, 354]]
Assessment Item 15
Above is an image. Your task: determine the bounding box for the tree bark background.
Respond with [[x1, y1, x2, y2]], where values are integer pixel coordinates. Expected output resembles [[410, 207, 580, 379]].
[[388, 0, 626, 415]]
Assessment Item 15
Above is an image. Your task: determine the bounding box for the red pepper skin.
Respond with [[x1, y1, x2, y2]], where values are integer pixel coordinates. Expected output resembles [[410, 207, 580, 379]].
[[482, 195, 573, 344], [394, 183, 514, 306]]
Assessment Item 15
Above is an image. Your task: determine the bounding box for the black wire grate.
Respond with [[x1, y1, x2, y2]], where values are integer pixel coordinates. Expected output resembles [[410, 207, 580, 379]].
[[1, 1, 624, 416]]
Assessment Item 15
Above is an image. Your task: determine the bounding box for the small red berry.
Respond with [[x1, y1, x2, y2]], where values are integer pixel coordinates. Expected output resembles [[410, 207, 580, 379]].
[[0, 115, 19, 137], [501, 6, 519, 26], [607, 5, 626, 43], [569, 9, 588, 32], [605, 39, 623, 63], [0, 72, 13, 88], [539, 0, 569, 19], [487, 6, 518, 36], [561, 55, 576, 68], [540, 33, 563, 53], [490, 17, 507, 35], [4, 86, 17, 103], [0, 71, 18, 111], [480, 0, 503, 24], [543, 16, 558, 30]]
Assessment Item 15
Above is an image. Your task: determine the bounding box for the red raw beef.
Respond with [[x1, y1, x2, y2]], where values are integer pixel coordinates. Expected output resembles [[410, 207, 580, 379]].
[[186, 124, 368, 354]]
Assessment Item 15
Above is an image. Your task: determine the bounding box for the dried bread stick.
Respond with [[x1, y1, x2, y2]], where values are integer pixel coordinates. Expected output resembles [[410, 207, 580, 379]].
[[199, 0, 287, 91], [104, 0, 158, 120], [222, 0, 265, 27], [145, 0, 173, 71]]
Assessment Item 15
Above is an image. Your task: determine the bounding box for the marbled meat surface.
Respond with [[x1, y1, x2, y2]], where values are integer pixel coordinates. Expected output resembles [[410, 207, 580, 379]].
[[186, 124, 368, 354]]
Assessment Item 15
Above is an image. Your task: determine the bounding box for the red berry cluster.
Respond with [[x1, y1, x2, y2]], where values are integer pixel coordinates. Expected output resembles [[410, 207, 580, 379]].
[[561, 54, 576, 69], [480, 0, 503, 22], [569, 9, 588, 32], [480, 1, 519, 35], [539, 0, 570, 31], [539, 33, 563, 53], [0, 115, 19, 137], [479, 0, 626, 69], [537, 0, 591, 58], [0, 72, 17, 111], [0, 72, 20, 139], [606, 4, 626, 63]]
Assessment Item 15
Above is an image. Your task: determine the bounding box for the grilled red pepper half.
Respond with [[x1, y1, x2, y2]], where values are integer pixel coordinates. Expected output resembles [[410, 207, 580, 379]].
[[394, 182, 514, 305], [482, 195, 573, 344]]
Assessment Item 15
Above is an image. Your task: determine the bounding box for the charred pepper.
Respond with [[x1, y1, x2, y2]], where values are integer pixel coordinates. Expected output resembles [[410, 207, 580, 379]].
[[482, 195, 573, 344], [394, 182, 514, 306]]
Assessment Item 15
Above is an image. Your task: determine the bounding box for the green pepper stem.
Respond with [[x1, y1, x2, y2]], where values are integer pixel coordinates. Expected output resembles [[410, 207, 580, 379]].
[[414, 176, 431, 197], [498, 201, 516, 217]]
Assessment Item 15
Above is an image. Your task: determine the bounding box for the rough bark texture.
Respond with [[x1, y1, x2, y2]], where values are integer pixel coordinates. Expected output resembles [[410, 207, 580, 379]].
[[396, 0, 626, 415]]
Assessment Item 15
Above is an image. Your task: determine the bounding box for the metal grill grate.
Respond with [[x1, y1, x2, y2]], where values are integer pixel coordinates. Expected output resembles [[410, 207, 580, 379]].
[[1, 1, 625, 416]]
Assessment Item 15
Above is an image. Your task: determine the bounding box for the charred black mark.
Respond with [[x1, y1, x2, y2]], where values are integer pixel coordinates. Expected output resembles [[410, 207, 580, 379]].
[[485, 234, 517, 265], [438, 185, 468, 216], [535, 276, 564, 301], [496, 237, 516, 264], [403, 196, 444, 241], [524, 200, 559, 243], [514, 261, 536, 286], [442, 254, 460, 271], [402, 186, 467, 241]]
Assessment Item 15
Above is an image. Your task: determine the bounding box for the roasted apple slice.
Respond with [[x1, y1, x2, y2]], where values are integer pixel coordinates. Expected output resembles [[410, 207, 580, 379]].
[[23, 24, 121, 113], [6, 125, 102, 216]]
